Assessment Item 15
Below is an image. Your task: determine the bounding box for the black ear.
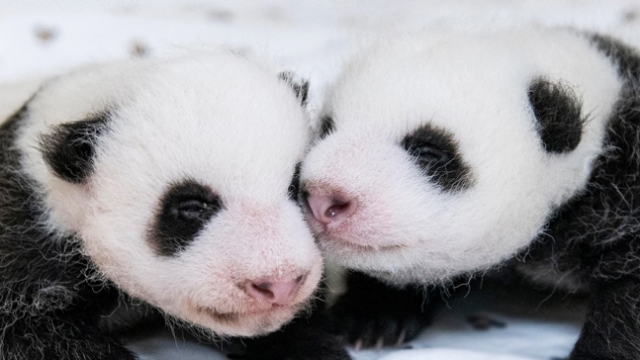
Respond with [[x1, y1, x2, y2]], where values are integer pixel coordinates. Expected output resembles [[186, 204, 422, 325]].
[[40, 112, 111, 184], [528, 77, 584, 153], [318, 114, 335, 139], [279, 71, 309, 106]]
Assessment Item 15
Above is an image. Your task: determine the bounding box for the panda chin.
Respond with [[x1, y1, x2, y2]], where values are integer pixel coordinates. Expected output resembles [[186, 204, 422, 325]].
[[197, 301, 307, 337]]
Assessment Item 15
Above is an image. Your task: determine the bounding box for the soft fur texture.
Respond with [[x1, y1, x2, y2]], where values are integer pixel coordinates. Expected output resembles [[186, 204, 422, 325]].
[[0, 50, 350, 359], [301, 28, 640, 359]]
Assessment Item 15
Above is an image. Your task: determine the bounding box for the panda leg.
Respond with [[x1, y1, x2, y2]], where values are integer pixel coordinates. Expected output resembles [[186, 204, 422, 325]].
[[570, 278, 640, 360], [1, 313, 137, 360], [330, 271, 435, 349]]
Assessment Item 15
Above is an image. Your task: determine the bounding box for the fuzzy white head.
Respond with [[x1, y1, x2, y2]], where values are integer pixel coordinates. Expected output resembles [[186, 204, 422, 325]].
[[301, 29, 623, 286], [16, 50, 323, 337]]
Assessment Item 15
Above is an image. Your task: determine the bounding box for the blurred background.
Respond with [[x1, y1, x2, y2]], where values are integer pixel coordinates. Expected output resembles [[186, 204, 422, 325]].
[[1, 1, 638, 359], [2, 0, 640, 110]]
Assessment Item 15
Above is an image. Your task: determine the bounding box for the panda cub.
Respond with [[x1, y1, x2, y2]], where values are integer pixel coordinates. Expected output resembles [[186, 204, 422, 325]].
[[302, 28, 640, 359], [0, 50, 349, 360]]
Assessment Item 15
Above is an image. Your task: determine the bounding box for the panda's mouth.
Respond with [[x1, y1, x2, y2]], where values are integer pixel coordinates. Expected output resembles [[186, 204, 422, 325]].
[[197, 303, 297, 324], [320, 235, 405, 254]]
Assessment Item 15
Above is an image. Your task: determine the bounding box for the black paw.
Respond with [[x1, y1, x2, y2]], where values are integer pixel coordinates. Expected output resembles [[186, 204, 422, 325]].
[[466, 314, 506, 330], [331, 271, 434, 349], [227, 302, 352, 360], [227, 332, 350, 360]]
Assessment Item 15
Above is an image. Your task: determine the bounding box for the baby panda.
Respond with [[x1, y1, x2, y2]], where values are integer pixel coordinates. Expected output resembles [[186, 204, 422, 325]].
[[301, 28, 640, 359], [0, 50, 350, 360]]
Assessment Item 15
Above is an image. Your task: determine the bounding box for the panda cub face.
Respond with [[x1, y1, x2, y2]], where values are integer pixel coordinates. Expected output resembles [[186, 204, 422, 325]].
[[301, 29, 623, 285], [19, 51, 322, 336]]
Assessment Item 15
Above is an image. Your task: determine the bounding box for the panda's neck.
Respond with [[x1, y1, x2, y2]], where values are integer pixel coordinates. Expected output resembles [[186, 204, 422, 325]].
[[0, 104, 123, 323], [517, 36, 640, 290]]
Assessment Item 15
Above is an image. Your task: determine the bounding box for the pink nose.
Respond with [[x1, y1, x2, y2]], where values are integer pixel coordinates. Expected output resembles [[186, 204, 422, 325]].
[[306, 193, 357, 227], [244, 276, 304, 305]]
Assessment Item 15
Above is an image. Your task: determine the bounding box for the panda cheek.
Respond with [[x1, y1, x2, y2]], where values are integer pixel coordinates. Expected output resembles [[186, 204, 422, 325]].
[[182, 204, 323, 304]]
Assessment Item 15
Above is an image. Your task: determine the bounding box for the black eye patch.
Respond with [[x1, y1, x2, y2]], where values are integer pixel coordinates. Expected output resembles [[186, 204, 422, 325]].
[[149, 179, 223, 256], [402, 123, 473, 192], [318, 115, 335, 139]]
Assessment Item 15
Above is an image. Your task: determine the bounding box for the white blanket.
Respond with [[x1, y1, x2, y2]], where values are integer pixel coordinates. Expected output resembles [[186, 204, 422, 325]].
[[128, 280, 586, 359], [129, 283, 585, 360]]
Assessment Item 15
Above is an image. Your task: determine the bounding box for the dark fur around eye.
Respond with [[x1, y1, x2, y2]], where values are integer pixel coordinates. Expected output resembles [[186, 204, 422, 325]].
[[318, 115, 335, 139], [402, 123, 473, 192], [528, 77, 584, 153], [40, 112, 111, 184], [149, 179, 223, 256], [288, 163, 302, 202]]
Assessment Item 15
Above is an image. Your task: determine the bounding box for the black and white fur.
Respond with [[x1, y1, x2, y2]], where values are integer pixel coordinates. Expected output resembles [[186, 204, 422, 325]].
[[302, 28, 640, 359], [0, 50, 350, 359]]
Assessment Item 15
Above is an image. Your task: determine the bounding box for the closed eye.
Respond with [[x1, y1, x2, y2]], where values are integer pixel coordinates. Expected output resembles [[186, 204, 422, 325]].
[[149, 179, 223, 256], [173, 198, 219, 221], [402, 123, 473, 192], [406, 142, 451, 168]]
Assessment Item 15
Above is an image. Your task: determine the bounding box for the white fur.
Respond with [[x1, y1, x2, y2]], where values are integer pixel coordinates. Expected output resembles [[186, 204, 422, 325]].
[[0, 79, 42, 124], [16, 50, 323, 336], [302, 28, 623, 285]]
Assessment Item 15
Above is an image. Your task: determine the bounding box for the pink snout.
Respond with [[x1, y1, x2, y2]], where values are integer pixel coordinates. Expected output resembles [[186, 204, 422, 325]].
[[306, 193, 358, 228], [244, 276, 305, 305]]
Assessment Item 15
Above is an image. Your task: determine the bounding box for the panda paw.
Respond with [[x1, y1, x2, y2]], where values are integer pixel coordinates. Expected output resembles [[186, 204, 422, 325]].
[[226, 333, 351, 360], [225, 304, 352, 360], [228, 342, 350, 360], [331, 271, 434, 349]]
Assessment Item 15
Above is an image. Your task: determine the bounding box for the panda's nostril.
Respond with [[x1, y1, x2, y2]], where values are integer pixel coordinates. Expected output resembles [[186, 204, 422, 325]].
[[250, 282, 275, 300], [244, 277, 304, 305], [306, 193, 357, 227], [326, 201, 351, 218]]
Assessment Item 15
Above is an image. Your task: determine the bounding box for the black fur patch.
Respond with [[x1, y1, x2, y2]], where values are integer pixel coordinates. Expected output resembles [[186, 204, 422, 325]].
[[402, 123, 473, 192], [227, 292, 351, 360], [520, 34, 640, 359], [467, 314, 506, 330], [528, 77, 584, 153], [1, 103, 137, 359], [590, 33, 640, 81], [40, 112, 111, 183], [331, 271, 435, 348], [278, 71, 309, 106], [318, 115, 335, 139], [149, 179, 223, 256], [288, 162, 302, 202]]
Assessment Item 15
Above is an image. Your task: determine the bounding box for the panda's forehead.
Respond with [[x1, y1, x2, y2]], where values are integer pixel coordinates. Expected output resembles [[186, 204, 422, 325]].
[[93, 56, 308, 201], [329, 53, 529, 143], [327, 30, 619, 144]]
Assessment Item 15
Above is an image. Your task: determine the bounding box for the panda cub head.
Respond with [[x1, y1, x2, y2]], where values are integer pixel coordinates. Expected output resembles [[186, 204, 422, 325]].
[[301, 29, 624, 285], [19, 50, 322, 336]]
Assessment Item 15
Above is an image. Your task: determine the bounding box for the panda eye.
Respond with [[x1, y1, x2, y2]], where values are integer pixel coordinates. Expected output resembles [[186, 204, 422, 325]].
[[173, 199, 215, 221], [402, 124, 473, 192], [150, 179, 223, 256], [407, 143, 451, 167]]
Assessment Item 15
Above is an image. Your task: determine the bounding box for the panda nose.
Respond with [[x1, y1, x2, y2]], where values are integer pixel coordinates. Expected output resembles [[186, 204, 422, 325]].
[[244, 275, 305, 305], [305, 193, 357, 227]]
